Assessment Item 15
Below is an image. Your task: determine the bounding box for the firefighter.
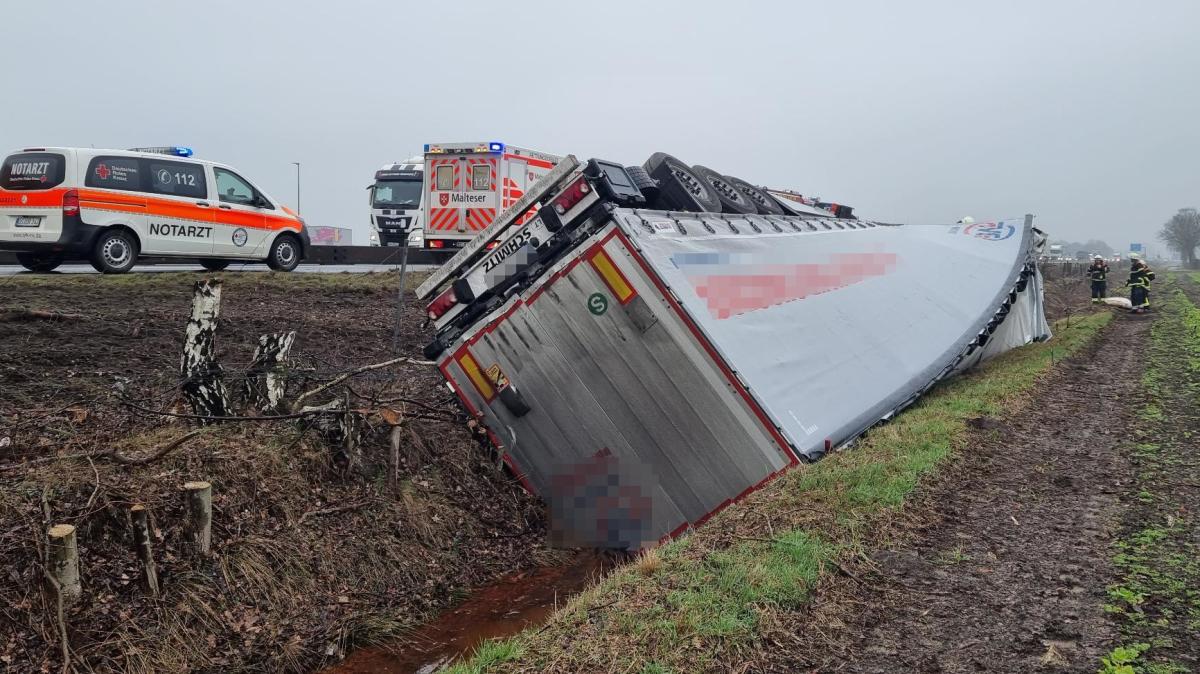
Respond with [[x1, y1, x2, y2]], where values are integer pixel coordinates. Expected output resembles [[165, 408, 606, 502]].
[[1087, 255, 1109, 304], [1125, 255, 1156, 314]]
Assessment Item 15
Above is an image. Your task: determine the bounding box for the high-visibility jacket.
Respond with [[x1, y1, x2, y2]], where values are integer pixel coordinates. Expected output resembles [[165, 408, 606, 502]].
[[1127, 265, 1155, 288], [1088, 263, 1109, 282]]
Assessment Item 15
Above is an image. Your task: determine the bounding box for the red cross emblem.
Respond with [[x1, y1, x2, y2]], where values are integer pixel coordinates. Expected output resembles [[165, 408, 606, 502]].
[[439, 193, 450, 207], [95, 164, 111, 179]]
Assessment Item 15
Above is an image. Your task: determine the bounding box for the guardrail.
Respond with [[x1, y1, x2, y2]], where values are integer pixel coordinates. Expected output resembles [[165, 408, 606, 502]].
[[0, 246, 444, 268]]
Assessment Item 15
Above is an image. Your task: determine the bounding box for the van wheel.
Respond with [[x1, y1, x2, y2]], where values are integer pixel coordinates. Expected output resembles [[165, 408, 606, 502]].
[[266, 234, 301, 272], [200, 259, 230, 272], [90, 229, 138, 274], [16, 252, 65, 273]]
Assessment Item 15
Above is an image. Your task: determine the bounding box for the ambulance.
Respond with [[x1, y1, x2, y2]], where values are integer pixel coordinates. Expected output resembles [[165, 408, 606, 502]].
[[421, 142, 560, 255], [0, 146, 308, 273]]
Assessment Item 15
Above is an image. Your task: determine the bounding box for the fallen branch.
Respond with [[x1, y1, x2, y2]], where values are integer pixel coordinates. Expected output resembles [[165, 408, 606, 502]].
[[294, 498, 373, 527], [0, 430, 205, 471], [291, 356, 434, 412], [0, 308, 87, 322], [39, 564, 71, 674], [118, 397, 455, 425]]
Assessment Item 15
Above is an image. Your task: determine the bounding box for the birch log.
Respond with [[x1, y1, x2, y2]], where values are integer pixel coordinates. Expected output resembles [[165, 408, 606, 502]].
[[47, 524, 81, 605], [183, 481, 212, 556], [244, 331, 296, 413], [180, 280, 230, 420], [130, 505, 159, 595]]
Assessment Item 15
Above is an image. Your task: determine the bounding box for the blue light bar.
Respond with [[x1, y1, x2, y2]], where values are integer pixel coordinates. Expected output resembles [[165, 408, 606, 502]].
[[489, 142, 504, 153], [172, 146, 193, 157]]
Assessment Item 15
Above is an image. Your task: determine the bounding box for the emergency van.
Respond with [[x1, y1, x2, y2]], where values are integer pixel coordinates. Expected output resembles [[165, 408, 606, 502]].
[[0, 146, 308, 273], [422, 142, 560, 255]]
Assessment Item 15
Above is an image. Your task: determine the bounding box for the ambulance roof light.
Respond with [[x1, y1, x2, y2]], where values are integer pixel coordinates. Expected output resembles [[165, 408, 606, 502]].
[[127, 146, 194, 157], [489, 142, 504, 153]]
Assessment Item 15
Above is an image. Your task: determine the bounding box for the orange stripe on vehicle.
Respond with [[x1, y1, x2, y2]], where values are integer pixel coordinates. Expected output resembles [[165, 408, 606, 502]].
[[589, 248, 636, 305], [0, 187, 68, 208], [458, 351, 495, 402]]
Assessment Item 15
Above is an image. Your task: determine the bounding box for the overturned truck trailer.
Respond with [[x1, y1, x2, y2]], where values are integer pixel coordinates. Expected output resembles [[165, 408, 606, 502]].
[[417, 155, 1051, 548]]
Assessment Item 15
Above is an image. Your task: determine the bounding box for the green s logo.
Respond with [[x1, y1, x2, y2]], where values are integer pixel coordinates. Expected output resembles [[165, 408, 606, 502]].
[[587, 292, 609, 316]]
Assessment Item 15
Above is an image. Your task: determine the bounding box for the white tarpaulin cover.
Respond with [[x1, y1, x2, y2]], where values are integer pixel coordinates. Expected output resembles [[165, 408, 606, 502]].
[[622, 213, 1050, 459]]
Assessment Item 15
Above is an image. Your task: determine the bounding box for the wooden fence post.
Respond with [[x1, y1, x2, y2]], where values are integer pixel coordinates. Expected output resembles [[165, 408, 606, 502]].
[[47, 524, 81, 605], [130, 505, 160, 595], [183, 481, 212, 556]]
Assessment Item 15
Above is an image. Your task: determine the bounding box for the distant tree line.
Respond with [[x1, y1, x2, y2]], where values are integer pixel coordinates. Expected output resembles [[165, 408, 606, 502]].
[[1050, 238, 1115, 258], [1159, 208, 1200, 268]]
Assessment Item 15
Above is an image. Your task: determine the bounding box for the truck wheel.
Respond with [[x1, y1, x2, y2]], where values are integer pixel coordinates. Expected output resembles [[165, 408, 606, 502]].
[[199, 259, 230, 272], [642, 153, 721, 213], [90, 229, 138, 274], [624, 166, 660, 204], [692, 165, 757, 214], [15, 252, 65, 273], [266, 234, 301, 272], [724, 175, 786, 216]]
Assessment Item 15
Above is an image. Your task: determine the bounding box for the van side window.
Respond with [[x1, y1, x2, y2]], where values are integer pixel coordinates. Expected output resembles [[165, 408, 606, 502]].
[[86, 157, 143, 192], [148, 160, 207, 199], [214, 168, 271, 208]]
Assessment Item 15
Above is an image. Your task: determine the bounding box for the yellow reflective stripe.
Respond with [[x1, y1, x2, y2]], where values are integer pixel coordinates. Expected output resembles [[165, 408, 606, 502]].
[[458, 351, 495, 401], [590, 249, 635, 304]]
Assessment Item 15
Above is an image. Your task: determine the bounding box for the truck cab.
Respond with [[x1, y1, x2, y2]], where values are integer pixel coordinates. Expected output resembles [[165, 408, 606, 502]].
[[368, 157, 424, 248]]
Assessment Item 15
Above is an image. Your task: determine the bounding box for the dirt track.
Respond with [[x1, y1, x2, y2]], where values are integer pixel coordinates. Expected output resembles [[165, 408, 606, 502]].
[[790, 312, 1153, 673]]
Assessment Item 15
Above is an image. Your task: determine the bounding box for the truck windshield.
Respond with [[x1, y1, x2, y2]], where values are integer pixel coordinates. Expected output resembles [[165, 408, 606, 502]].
[[372, 179, 422, 208]]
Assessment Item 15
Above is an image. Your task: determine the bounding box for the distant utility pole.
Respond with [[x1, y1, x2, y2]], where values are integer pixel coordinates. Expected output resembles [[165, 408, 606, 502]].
[[291, 162, 301, 213]]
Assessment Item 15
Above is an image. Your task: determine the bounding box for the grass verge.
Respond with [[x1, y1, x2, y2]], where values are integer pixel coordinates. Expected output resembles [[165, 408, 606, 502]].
[[1100, 277, 1200, 673], [446, 310, 1114, 674]]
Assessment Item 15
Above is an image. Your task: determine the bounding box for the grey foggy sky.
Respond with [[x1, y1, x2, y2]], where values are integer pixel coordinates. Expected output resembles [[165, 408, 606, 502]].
[[3, 0, 1197, 253]]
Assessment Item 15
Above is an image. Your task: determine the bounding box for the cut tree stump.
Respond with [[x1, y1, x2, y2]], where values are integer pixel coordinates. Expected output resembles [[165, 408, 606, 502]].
[[130, 505, 160, 595], [47, 524, 81, 605], [244, 331, 296, 413], [180, 280, 230, 420], [183, 481, 212, 555]]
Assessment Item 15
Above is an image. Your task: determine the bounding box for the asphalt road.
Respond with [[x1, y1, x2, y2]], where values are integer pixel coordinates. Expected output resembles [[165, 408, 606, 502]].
[[0, 263, 438, 276]]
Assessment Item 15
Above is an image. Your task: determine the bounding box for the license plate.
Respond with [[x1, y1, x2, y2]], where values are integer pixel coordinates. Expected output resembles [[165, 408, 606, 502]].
[[15, 216, 42, 227]]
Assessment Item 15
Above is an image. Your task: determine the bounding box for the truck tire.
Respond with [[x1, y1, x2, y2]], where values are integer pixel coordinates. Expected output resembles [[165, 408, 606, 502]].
[[90, 228, 139, 274], [15, 252, 65, 273], [724, 175, 786, 216], [266, 234, 301, 272], [692, 165, 757, 214], [624, 166, 660, 204], [199, 259, 230, 272], [642, 153, 721, 213]]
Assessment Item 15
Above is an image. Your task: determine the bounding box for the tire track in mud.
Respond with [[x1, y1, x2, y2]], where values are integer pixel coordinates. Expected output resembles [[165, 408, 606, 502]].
[[799, 314, 1153, 673]]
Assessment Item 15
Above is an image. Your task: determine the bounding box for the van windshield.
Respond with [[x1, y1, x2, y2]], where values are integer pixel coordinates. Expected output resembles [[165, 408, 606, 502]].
[[372, 179, 422, 208], [1, 152, 66, 191]]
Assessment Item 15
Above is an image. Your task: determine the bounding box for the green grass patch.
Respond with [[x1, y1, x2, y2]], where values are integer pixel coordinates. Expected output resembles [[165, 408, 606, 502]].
[[1102, 276, 1200, 673], [447, 311, 1114, 673]]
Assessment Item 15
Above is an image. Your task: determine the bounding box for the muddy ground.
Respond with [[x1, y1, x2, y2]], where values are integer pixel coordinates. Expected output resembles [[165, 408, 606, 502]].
[[773, 278, 1200, 672], [0, 272, 1125, 673], [0, 271, 562, 673]]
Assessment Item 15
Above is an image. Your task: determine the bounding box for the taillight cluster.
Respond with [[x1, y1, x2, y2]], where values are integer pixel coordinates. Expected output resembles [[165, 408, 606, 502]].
[[62, 189, 80, 217], [426, 286, 458, 320], [551, 178, 591, 216]]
